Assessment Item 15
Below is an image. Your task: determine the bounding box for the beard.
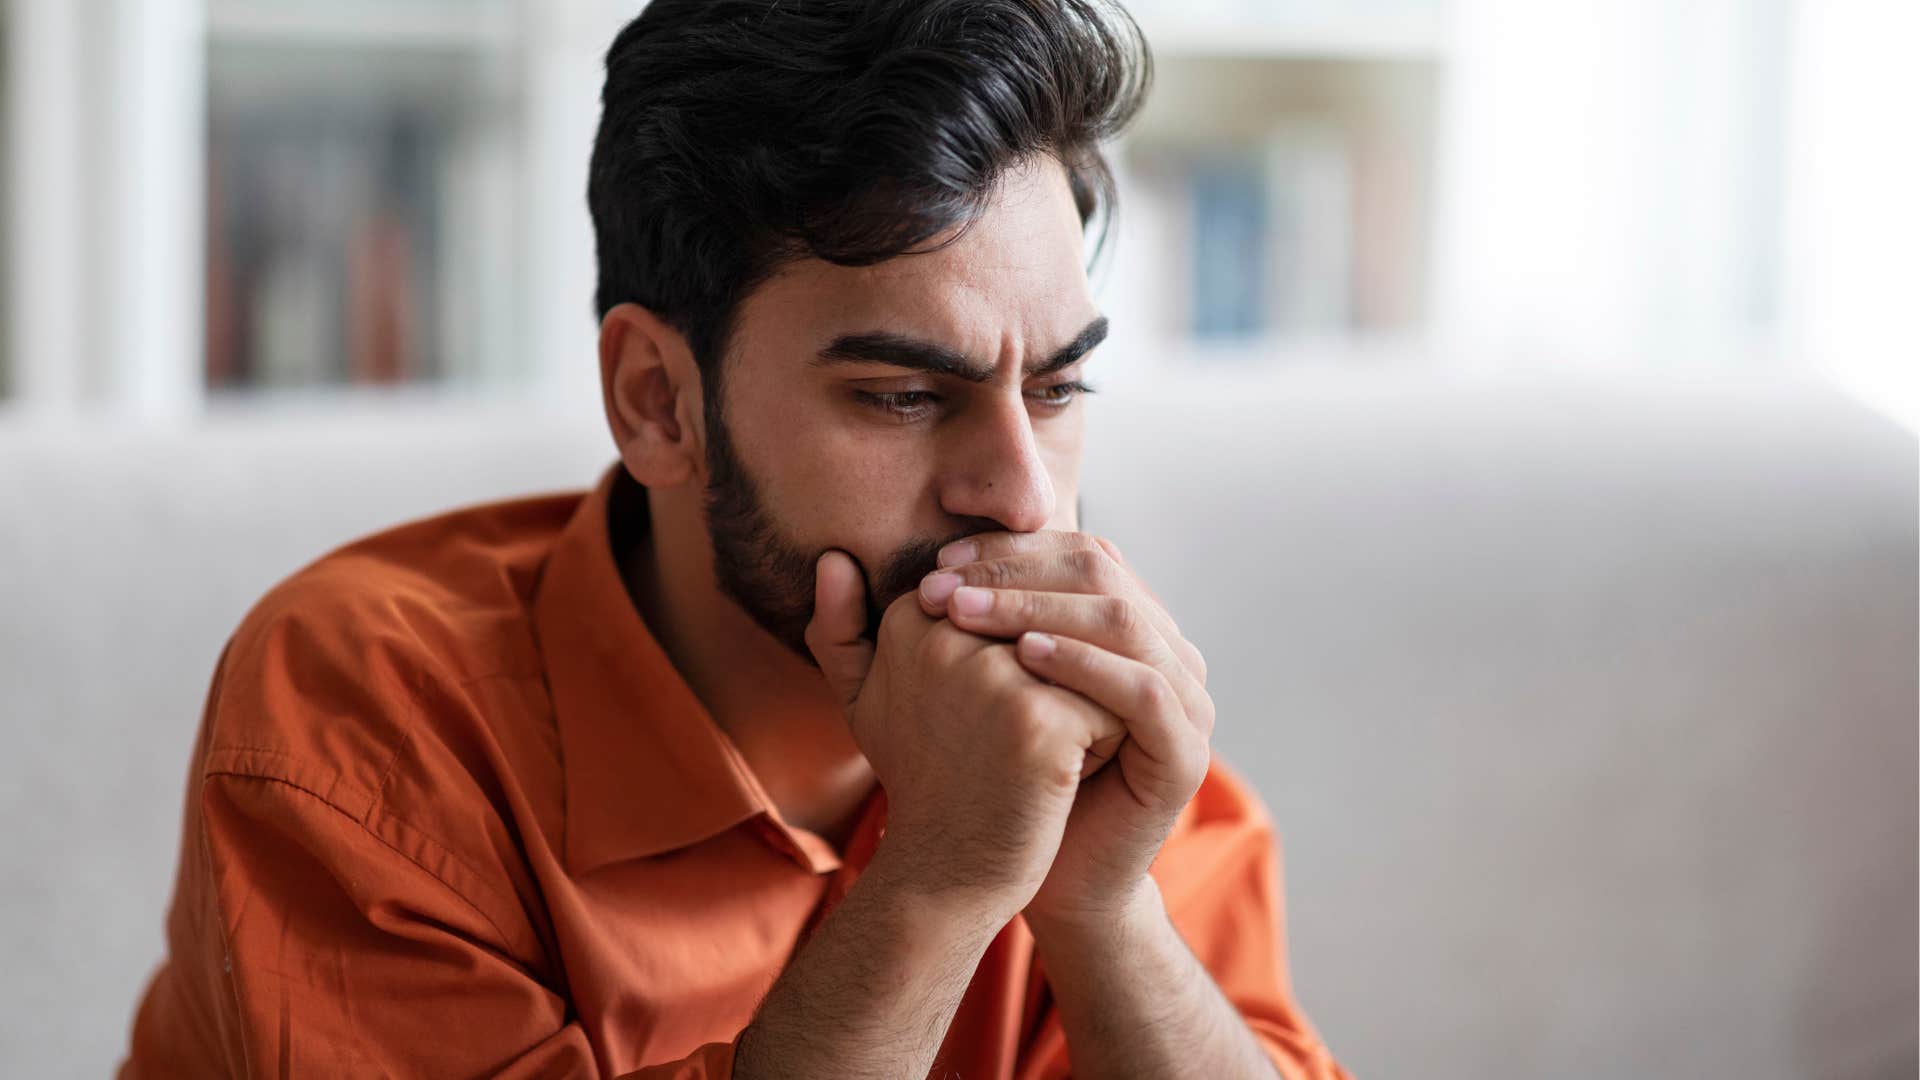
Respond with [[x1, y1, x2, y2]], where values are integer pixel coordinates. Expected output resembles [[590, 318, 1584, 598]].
[[702, 402, 980, 666]]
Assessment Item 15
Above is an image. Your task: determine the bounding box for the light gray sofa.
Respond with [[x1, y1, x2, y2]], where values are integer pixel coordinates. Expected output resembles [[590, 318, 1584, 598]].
[[1, 370, 1913, 1078]]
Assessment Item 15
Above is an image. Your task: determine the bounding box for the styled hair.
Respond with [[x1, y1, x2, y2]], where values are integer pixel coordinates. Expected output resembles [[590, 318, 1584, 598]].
[[587, 0, 1151, 380]]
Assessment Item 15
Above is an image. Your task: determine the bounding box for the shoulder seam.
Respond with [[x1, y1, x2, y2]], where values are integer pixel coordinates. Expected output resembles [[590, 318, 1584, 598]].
[[204, 768, 544, 967], [203, 632, 549, 965]]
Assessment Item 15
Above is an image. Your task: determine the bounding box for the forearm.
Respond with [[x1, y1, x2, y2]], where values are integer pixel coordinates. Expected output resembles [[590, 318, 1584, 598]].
[[732, 838, 1006, 1080], [1028, 881, 1280, 1080]]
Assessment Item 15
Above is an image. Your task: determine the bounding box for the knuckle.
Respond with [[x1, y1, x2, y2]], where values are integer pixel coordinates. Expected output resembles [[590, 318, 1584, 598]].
[[1159, 718, 1204, 766], [976, 640, 1026, 684], [921, 619, 972, 664], [996, 587, 1030, 620], [1062, 545, 1106, 582], [1092, 557, 1133, 597], [1136, 670, 1174, 714], [1004, 694, 1056, 755], [1100, 595, 1141, 637], [1179, 730, 1213, 777], [1094, 535, 1127, 566], [976, 558, 1017, 589], [1195, 696, 1218, 738]]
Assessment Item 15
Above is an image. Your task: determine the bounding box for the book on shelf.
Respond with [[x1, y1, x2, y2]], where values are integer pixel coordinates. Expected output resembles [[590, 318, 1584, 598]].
[[1139, 121, 1356, 351], [205, 74, 448, 391]]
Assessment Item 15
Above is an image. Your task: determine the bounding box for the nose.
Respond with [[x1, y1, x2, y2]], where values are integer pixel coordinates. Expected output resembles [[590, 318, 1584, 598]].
[[937, 394, 1055, 533]]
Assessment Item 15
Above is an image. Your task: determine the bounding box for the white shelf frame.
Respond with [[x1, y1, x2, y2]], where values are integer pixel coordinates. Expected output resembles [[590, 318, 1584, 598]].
[[4, 0, 89, 416], [1, 0, 625, 426]]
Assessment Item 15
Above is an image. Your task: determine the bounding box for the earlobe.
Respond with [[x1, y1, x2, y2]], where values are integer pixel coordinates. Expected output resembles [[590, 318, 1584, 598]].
[[600, 303, 704, 487]]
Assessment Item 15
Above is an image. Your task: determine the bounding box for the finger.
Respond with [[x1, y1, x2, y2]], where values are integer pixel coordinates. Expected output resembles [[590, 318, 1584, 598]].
[[981, 642, 1129, 782], [804, 550, 875, 710], [942, 586, 1209, 725], [929, 530, 1198, 680], [935, 528, 1088, 570], [939, 530, 1139, 581], [1042, 682, 1130, 781], [919, 547, 1201, 677], [924, 549, 1126, 607], [1015, 632, 1209, 798]]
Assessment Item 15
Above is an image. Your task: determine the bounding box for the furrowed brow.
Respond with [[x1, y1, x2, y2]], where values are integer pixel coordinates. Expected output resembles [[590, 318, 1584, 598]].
[[1028, 315, 1109, 378], [813, 334, 991, 383], [812, 314, 1109, 383]]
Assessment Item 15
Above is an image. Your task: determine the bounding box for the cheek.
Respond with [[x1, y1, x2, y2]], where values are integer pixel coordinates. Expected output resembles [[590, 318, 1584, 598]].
[[1039, 415, 1086, 528], [735, 397, 933, 548], [1047, 475, 1082, 531]]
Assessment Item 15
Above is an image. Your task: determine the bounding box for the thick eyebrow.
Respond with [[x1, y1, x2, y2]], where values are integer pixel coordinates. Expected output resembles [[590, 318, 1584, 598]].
[[812, 315, 1109, 384]]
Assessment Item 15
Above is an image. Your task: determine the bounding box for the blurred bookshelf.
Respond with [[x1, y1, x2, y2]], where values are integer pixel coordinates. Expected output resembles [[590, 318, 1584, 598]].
[[0, 0, 1846, 429], [188, 0, 1450, 404], [205, 0, 523, 395], [2, 0, 1452, 422], [0, 0, 612, 424], [1106, 1, 1444, 378]]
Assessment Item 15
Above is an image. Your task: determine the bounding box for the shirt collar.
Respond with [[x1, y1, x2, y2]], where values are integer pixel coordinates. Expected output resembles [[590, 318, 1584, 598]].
[[533, 463, 787, 875]]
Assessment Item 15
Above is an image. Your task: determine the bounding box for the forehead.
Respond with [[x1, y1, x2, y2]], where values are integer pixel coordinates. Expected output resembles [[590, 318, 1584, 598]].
[[736, 158, 1097, 360]]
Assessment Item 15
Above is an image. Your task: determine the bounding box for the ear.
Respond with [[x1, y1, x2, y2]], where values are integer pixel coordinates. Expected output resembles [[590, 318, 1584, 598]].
[[600, 303, 705, 487]]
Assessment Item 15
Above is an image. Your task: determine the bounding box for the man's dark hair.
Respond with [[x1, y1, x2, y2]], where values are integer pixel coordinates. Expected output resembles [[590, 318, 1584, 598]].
[[587, 0, 1151, 384]]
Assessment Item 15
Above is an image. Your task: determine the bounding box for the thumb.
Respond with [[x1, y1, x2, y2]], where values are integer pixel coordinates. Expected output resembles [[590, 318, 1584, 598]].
[[804, 549, 875, 710]]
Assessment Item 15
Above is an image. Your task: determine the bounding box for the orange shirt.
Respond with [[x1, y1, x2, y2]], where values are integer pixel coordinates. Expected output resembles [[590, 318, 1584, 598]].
[[122, 463, 1351, 1079]]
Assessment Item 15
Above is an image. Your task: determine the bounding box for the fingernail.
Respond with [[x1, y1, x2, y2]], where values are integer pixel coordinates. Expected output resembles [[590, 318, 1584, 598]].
[[951, 585, 992, 616], [1019, 631, 1056, 659], [936, 541, 978, 568], [920, 572, 961, 604]]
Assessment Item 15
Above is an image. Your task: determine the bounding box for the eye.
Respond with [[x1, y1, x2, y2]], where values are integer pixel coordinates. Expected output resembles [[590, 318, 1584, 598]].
[[855, 389, 941, 419], [853, 380, 1096, 422], [1027, 380, 1097, 410]]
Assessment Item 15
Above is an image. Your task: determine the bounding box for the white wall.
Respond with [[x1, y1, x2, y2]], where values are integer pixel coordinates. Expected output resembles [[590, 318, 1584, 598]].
[[1432, 0, 1791, 368], [1780, 0, 1920, 433]]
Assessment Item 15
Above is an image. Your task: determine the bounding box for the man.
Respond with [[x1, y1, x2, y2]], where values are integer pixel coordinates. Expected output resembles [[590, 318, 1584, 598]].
[[123, 2, 1351, 1077]]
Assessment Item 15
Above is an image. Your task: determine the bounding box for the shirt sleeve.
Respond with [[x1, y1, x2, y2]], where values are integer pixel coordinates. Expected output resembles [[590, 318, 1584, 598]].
[[121, 764, 742, 1080], [1160, 760, 1354, 1080], [120, 600, 746, 1080], [1010, 757, 1354, 1080]]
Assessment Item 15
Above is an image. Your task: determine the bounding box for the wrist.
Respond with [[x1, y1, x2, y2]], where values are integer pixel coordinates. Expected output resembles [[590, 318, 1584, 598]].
[[1024, 875, 1167, 954], [860, 832, 1027, 939], [736, 831, 1010, 1080]]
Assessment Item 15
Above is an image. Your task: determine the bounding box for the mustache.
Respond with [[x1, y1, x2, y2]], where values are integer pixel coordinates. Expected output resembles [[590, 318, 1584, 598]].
[[859, 528, 987, 641]]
